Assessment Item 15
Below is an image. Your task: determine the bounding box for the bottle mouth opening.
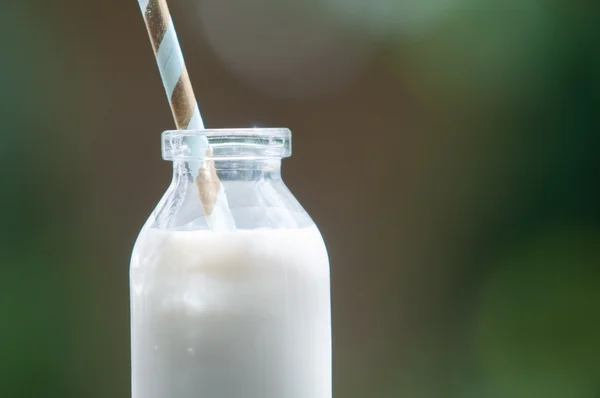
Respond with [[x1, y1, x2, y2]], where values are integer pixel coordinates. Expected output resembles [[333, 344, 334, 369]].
[[162, 128, 292, 161]]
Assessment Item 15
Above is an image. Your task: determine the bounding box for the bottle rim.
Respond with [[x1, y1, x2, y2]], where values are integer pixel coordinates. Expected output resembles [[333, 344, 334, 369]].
[[162, 128, 292, 161]]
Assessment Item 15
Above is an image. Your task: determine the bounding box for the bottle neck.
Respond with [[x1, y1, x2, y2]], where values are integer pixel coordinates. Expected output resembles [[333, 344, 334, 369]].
[[172, 158, 283, 182]]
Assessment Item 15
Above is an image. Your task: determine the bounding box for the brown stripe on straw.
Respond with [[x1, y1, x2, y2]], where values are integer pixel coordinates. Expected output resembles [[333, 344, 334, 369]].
[[144, 0, 171, 53], [170, 69, 197, 129]]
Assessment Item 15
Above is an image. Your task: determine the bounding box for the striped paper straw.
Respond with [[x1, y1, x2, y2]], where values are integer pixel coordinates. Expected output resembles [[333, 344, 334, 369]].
[[137, 0, 235, 229]]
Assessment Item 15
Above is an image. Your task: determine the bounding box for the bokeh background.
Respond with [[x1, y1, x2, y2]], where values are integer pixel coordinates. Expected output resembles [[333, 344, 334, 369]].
[[1, 0, 599, 397]]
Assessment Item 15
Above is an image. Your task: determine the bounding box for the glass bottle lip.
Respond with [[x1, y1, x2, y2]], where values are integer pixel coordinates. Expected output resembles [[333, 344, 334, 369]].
[[162, 128, 292, 161]]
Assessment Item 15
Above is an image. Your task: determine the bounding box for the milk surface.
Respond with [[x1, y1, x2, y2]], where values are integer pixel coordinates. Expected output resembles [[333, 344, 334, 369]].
[[130, 225, 331, 398]]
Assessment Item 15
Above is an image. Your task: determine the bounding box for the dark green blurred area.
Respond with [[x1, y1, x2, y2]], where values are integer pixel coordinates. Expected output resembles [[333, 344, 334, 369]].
[[0, 0, 598, 397]]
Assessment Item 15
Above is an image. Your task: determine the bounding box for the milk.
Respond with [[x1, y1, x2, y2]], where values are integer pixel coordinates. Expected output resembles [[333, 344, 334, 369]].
[[130, 225, 331, 398]]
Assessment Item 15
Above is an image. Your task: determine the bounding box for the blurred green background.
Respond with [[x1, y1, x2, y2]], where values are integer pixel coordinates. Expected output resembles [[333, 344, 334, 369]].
[[1, 0, 598, 397]]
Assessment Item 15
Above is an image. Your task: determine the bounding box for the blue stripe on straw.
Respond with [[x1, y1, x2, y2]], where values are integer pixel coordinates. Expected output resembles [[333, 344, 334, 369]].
[[187, 106, 205, 130], [156, 20, 177, 73], [160, 32, 184, 98], [138, 0, 149, 12]]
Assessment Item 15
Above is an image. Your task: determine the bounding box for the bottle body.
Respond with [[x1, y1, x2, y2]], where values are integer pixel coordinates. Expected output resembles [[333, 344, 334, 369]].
[[130, 129, 332, 398]]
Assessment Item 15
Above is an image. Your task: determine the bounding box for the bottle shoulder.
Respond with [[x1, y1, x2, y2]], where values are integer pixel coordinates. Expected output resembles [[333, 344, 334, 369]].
[[146, 176, 315, 231]]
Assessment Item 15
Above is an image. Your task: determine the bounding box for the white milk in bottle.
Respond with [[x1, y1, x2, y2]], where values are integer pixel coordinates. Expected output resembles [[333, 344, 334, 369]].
[[130, 129, 332, 398]]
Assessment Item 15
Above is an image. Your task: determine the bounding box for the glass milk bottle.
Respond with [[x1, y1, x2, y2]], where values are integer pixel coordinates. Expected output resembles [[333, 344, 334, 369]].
[[130, 129, 332, 398]]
